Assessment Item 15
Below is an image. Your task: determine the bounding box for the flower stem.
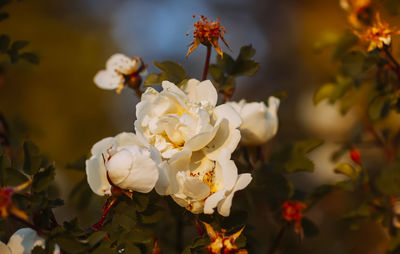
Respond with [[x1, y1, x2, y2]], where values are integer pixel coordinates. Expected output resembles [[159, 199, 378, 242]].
[[91, 197, 117, 231], [202, 46, 212, 81], [267, 223, 287, 254]]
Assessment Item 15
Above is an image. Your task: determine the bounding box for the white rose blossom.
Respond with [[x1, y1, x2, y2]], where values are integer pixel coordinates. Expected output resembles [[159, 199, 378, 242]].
[[135, 79, 252, 216], [228, 97, 280, 146], [93, 53, 144, 93], [85, 132, 161, 196], [0, 228, 60, 254]]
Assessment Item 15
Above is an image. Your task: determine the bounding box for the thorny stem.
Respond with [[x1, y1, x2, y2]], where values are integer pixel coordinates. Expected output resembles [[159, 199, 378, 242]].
[[383, 46, 400, 86], [202, 46, 212, 81], [267, 223, 287, 254], [91, 197, 117, 231]]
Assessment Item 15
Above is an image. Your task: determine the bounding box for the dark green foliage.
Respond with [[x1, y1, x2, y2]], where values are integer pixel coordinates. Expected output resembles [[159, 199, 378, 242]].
[[144, 60, 188, 87], [209, 45, 259, 93], [270, 139, 323, 173]]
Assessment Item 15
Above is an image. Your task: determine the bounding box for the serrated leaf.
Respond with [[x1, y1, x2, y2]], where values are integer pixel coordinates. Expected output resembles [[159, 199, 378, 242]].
[[20, 52, 39, 65], [238, 45, 256, 60], [143, 73, 165, 87], [233, 60, 259, 76], [153, 60, 187, 84], [54, 235, 87, 254], [314, 83, 335, 105], [88, 231, 106, 247], [23, 141, 42, 175], [4, 167, 28, 186], [334, 162, 358, 180], [140, 209, 163, 224], [123, 244, 141, 254], [32, 165, 55, 192], [285, 139, 323, 173], [11, 40, 29, 51], [0, 34, 10, 52]]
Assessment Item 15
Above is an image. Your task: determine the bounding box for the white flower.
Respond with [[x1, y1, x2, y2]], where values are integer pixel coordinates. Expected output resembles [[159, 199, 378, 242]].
[[0, 228, 60, 254], [135, 79, 242, 160], [85, 132, 160, 196], [167, 149, 252, 216], [135, 79, 251, 215], [228, 97, 280, 146], [93, 53, 143, 93]]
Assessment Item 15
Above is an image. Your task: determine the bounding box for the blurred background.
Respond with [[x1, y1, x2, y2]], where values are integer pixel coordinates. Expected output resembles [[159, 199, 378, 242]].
[[1, 0, 399, 253]]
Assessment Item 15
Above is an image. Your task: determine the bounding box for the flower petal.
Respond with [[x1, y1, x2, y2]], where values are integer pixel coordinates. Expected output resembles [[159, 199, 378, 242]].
[[204, 190, 226, 214], [85, 156, 111, 196], [90, 137, 115, 156], [106, 53, 138, 74], [182, 79, 218, 107], [93, 70, 123, 90], [106, 149, 132, 186], [0, 242, 11, 254], [217, 173, 252, 216]]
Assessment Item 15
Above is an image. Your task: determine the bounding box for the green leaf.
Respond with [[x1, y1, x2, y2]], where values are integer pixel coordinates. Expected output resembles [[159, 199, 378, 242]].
[[0, 34, 10, 53], [23, 141, 42, 175], [209, 64, 224, 82], [314, 83, 335, 105], [368, 95, 392, 121], [54, 235, 87, 254], [334, 162, 358, 180], [233, 60, 259, 77], [4, 167, 28, 186], [123, 244, 141, 254], [143, 73, 165, 87], [238, 45, 256, 60], [20, 52, 39, 65], [140, 209, 163, 224], [11, 40, 29, 51], [375, 162, 400, 195], [332, 32, 358, 60], [112, 213, 136, 230], [88, 231, 106, 247], [32, 165, 56, 192], [286, 139, 323, 173], [329, 75, 352, 103], [0, 12, 9, 22], [341, 50, 366, 77], [153, 60, 188, 84]]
